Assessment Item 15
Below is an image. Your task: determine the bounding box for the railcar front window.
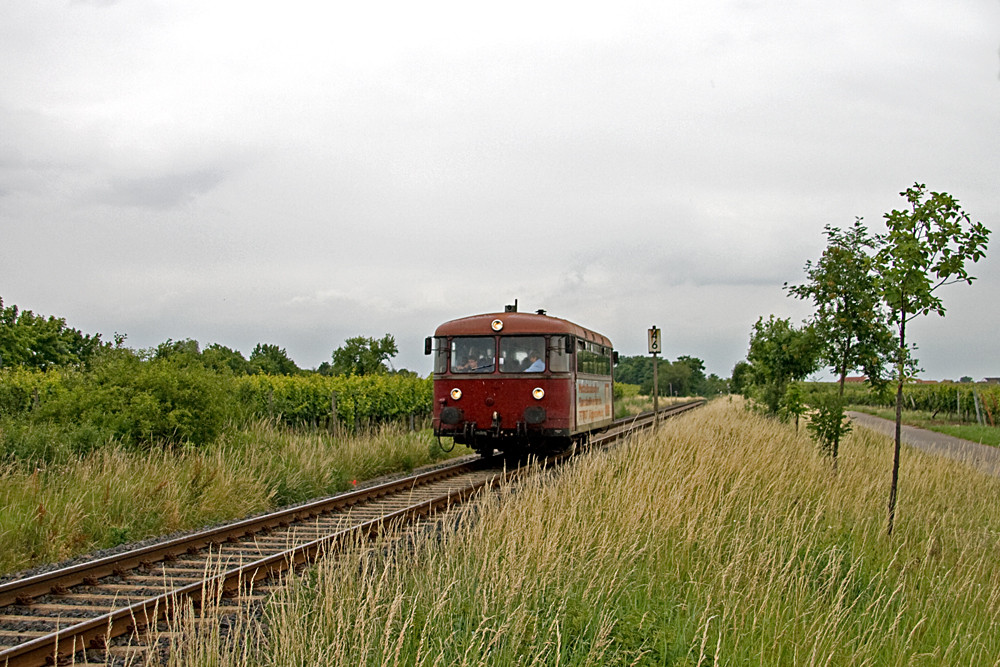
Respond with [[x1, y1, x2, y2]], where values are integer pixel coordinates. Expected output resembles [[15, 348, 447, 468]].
[[500, 336, 546, 373], [450, 337, 496, 373]]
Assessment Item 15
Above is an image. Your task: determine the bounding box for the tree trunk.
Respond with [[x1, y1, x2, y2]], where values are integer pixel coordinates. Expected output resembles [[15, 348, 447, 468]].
[[833, 346, 850, 471], [887, 311, 906, 537], [832, 429, 840, 472], [837, 337, 851, 398]]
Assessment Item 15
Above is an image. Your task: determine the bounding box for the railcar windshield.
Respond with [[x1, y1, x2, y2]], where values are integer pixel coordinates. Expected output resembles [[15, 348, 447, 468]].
[[450, 337, 496, 373], [499, 336, 546, 373]]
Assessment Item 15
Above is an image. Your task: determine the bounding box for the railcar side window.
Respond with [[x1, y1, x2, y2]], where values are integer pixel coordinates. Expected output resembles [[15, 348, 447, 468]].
[[500, 336, 546, 373], [548, 335, 571, 373], [433, 337, 448, 374], [450, 337, 496, 373], [577, 341, 612, 376]]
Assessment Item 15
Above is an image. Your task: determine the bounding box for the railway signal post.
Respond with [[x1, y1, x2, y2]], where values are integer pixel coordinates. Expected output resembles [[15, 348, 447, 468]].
[[648, 325, 661, 427]]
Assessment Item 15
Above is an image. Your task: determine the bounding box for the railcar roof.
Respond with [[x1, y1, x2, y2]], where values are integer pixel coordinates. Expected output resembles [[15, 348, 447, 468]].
[[434, 312, 612, 347]]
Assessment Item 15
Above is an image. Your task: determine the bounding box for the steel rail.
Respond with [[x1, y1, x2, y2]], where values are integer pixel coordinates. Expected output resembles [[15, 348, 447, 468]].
[[0, 399, 704, 666], [0, 456, 491, 609], [1, 476, 501, 667]]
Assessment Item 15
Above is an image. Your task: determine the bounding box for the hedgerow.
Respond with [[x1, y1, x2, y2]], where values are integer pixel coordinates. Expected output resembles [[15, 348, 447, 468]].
[[1, 350, 235, 459], [1, 356, 432, 463]]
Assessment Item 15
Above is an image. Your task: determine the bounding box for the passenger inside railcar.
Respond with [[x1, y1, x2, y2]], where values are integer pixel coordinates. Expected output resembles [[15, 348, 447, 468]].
[[451, 338, 496, 373], [523, 350, 544, 372], [456, 356, 478, 372], [499, 336, 545, 373]]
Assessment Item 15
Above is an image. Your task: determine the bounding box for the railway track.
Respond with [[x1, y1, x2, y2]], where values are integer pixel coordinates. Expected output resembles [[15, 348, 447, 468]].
[[0, 399, 704, 667]]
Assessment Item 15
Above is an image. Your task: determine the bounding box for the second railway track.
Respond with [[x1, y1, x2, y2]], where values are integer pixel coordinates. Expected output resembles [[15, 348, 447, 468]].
[[0, 400, 703, 667]]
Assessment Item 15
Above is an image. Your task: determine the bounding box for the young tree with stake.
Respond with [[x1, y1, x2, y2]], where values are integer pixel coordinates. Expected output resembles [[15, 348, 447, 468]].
[[875, 183, 990, 536]]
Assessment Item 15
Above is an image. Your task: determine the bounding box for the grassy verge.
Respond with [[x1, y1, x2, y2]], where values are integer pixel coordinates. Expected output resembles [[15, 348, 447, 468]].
[[850, 406, 1000, 447], [0, 422, 471, 575], [166, 398, 1000, 665]]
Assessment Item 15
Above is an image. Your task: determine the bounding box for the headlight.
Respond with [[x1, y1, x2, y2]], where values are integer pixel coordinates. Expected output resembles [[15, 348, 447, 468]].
[[532, 387, 545, 400], [491, 319, 504, 331], [450, 388, 463, 400]]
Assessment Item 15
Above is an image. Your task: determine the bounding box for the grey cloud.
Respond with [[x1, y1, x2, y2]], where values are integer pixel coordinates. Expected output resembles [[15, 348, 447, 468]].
[[94, 168, 229, 210], [1, 1, 996, 383], [69, 0, 124, 6]]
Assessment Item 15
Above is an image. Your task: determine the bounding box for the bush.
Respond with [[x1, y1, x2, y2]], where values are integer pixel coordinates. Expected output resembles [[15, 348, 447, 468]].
[[613, 382, 641, 399], [806, 393, 851, 457], [1, 349, 236, 461], [0, 353, 433, 463]]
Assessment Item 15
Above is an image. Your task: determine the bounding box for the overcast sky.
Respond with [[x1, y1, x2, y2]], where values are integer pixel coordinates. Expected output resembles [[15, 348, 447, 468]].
[[2, 1, 998, 380]]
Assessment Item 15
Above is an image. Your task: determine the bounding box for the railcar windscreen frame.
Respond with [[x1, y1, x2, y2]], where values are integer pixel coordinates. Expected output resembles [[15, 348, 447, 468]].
[[437, 334, 574, 374]]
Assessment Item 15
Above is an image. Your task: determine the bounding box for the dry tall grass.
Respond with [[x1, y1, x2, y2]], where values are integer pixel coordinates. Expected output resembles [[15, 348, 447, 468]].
[[616, 394, 689, 418], [164, 399, 1000, 665], [0, 423, 466, 575]]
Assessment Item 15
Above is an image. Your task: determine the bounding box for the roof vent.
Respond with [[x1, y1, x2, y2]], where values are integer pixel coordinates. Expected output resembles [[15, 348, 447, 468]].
[[505, 300, 518, 313], [536, 309, 547, 316]]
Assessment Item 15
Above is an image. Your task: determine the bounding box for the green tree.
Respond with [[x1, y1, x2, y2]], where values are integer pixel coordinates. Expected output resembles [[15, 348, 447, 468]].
[[614, 355, 652, 387], [806, 392, 852, 457], [250, 343, 300, 376], [202, 343, 253, 375], [616, 355, 710, 397], [0, 297, 106, 370], [785, 218, 894, 464], [786, 218, 894, 395], [745, 316, 819, 414], [154, 338, 202, 361], [782, 382, 807, 431], [729, 360, 752, 396], [703, 373, 728, 396], [874, 183, 990, 536], [331, 334, 398, 376], [656, 359, 691, 396], [675, 355, 707, 395]]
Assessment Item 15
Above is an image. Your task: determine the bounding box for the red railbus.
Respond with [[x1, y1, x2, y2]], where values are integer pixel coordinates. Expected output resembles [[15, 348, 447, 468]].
[[425, 307, 615, 455]]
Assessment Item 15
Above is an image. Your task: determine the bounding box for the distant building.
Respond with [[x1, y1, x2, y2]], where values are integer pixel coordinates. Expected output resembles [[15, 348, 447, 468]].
[[844, 376, 867, 383], [984, 377, 1000, 384]]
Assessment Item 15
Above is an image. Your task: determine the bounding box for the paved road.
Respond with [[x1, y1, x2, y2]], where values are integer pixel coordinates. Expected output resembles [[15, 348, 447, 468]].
[[847, 411, 1000, 477]]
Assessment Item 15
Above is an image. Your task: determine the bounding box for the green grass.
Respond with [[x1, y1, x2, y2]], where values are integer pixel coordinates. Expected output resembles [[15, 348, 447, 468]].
[[0, 422, 472, 575], [850, 406, 1000, 447], [162, 399, 1000, 665]]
